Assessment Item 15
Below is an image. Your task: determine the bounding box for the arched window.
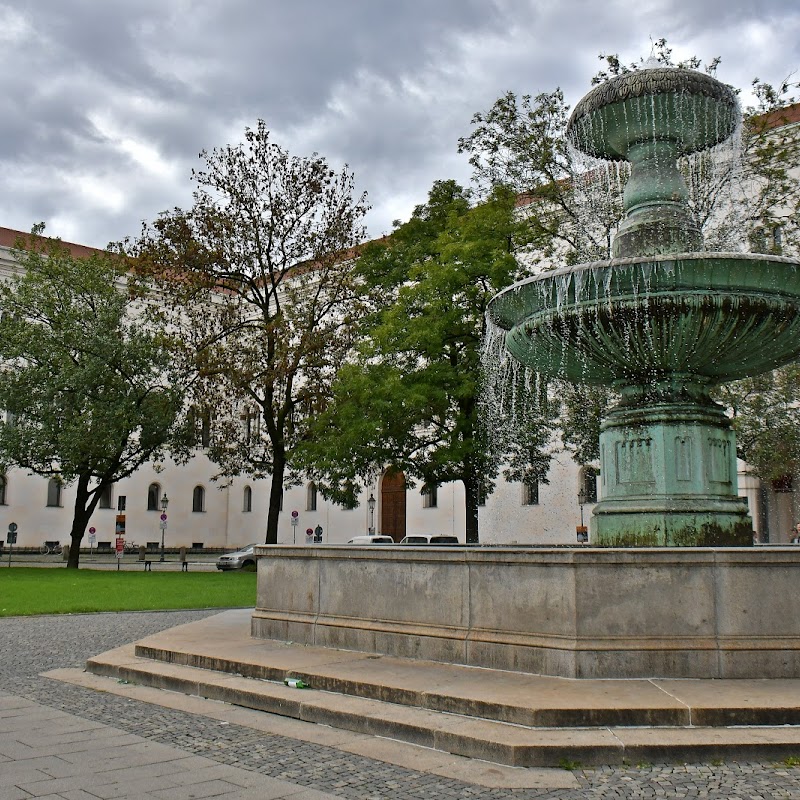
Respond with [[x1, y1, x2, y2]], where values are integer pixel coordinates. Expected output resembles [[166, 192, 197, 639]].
[[46, 478, 62, 507], [306, 482, 317, 512], [243, 486, 252, 513], [192, 485, 205, 513], [0, 474, 6, 505], [147, 483, 161, 511]]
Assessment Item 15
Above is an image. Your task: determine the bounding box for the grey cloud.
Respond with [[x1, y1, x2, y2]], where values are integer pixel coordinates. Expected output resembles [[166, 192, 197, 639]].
[[0, 0, 796, 247]]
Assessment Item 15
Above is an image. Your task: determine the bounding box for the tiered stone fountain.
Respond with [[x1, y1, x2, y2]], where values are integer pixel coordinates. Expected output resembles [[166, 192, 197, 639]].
[[488, 67, 800, 546], [252, 67, 800, 679]]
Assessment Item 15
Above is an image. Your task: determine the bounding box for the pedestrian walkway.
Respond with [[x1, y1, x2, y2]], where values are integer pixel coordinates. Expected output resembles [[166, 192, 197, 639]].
[[0, 690, 335, 799]]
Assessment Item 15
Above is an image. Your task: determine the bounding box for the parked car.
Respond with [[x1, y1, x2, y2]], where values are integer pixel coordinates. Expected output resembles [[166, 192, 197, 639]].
[[216, 544, 259, 570], [346, 535, 395, 544], [399, 535, 460, 545]]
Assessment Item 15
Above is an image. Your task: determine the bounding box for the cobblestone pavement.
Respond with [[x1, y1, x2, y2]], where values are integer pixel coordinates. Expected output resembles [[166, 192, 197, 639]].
[[3, 610, 800, 799]]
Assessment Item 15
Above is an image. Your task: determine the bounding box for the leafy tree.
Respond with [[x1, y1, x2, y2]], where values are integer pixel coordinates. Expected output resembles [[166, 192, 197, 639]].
[[298, 180, 557, 543], [716, 364, 800, 485], [0, 227, 189, 568], [127, 121, 369, 544]]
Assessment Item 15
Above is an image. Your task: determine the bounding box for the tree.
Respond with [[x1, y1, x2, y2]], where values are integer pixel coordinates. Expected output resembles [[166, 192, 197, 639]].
[[0, 227, 189, 568], [127, 121, 369, 544], [716, 364, 800, 486], [298, 180, 557, 543]]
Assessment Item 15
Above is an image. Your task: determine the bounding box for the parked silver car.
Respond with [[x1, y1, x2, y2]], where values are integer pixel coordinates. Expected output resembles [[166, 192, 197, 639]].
[[216, 544, 258, 570]]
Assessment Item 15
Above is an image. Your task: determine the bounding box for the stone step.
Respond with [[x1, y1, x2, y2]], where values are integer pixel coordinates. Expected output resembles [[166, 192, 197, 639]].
[[86, 643, 800, 768], [120, 610, 800, 730]]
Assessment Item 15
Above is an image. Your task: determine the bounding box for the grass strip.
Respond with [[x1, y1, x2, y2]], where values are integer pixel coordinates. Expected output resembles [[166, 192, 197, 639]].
[[0, 568, 256, 616]]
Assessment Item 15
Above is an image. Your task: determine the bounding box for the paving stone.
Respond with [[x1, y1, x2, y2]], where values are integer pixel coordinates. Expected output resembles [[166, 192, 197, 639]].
[[5, 611, 800, 797]]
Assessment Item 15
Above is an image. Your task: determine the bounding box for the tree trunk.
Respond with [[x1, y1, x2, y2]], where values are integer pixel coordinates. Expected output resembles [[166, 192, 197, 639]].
[[464, 474, 480, 545], [66, 474, 98, 569], [265, 452, 286, 544]]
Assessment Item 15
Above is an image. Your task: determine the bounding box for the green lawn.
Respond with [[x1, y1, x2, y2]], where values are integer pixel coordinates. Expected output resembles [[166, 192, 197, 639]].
[[0, 568, 257, 616]]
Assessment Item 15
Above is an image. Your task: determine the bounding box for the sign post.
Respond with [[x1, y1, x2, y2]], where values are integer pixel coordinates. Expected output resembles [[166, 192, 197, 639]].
[[115, 535, 124, 571], [88, 527, 96, 559], [305, 527, 313, 545], [291, 510, 299, 544], [314, 525, 323, 544], [7, 522, 17, 568]]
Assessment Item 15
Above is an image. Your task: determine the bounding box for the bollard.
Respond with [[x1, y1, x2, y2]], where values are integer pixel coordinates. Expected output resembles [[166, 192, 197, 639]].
[[62, 543, 69, 561]]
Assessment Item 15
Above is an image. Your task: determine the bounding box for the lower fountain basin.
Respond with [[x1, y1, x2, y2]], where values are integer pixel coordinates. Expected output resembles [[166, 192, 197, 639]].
[[487, 253, 800, 385]]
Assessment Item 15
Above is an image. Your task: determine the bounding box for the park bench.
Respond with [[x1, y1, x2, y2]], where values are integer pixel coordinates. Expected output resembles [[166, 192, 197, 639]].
[[143, 558, 188, 571]]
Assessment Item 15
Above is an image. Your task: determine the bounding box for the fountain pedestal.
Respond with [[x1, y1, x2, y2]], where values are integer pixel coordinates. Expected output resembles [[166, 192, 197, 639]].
[[595, 396, 752, 546]]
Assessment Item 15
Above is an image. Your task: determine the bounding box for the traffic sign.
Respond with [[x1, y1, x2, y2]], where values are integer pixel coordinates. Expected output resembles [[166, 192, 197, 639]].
[[291, 510, 299, 518], [8, 522, 18, 533], [160, 513, 167, 521], [88, 526, 96, 534]]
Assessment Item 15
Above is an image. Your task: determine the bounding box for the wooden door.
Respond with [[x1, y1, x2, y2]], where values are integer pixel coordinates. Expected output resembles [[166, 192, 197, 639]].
[[381, 469, 406, 542]]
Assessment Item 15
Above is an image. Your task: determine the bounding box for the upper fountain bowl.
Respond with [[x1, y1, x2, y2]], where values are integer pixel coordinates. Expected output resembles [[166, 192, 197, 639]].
[[567, 67, 740, 161]]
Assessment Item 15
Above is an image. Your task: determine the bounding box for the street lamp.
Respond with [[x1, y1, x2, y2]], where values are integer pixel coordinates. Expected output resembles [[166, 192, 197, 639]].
[[577, 488, 588, 543], [367, 493, 376, 535], [159, 493, 169, 562], [577, 488, 587, 527]]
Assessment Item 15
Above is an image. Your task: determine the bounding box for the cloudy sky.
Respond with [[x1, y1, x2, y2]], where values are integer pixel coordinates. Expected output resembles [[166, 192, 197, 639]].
[[0, 0, 798, 249]]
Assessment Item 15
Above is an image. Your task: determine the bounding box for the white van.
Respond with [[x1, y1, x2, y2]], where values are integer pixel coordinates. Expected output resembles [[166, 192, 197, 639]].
[[399, 535, 460, 545], [346, 535, 395, 545]]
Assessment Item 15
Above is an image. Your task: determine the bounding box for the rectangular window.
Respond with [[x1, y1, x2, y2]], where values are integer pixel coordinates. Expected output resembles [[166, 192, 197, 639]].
[[422, 485, 438, 509], [98, 485, 113, 509], [46, 479, 62, 507], [522, 480, 539, 506]]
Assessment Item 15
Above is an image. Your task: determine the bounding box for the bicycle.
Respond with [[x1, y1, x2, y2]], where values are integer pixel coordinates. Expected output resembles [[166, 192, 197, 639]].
[[39, 542, 64, 555], [123, 540, 140, 554]]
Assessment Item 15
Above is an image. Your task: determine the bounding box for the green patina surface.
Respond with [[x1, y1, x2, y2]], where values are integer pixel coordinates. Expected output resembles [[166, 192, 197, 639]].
[[488, 66, 800, 546]]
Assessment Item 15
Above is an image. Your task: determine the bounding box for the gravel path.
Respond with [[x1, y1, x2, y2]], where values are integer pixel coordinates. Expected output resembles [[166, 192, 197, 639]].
[[2, 609, 800, 799]]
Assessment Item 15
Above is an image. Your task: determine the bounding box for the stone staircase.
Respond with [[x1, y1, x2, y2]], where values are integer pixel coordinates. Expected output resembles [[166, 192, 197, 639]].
[[83, 610, 800, 767]]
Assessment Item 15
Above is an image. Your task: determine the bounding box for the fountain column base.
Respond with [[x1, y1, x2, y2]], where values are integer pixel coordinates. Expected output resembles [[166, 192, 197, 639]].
[[592, 396, 753, 546]]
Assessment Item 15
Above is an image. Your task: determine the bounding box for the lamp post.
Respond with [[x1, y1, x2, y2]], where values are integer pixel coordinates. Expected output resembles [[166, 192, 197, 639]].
[[159, 493, 169, 562], [367, 493, 376, 535], [577, 488, 588, 543], [578, 488, 587, 528]]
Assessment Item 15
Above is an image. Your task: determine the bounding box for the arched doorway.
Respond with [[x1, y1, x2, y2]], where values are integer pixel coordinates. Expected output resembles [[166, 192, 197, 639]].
[[381, 468, 406, 542]]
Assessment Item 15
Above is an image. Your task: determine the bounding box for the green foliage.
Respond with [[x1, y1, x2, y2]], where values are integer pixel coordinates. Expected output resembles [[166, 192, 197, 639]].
[[0, 568, 255, 616], [298, 180, 556, 542], [0, 227, 189, 567], [457, 88, 617, 264], [716, 363, 800, 483], [557, 382, 614, 467], [127, 121, 369, 544]]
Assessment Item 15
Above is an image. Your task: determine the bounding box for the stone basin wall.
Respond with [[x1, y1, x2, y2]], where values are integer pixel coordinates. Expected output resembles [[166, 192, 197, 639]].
[[251, 545, 800, 679]]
